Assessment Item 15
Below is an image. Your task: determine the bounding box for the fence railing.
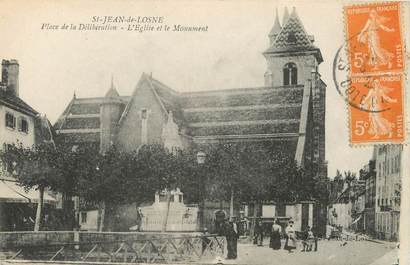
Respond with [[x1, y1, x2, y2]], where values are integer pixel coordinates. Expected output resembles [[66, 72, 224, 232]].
[[3, 234, 225, 264]]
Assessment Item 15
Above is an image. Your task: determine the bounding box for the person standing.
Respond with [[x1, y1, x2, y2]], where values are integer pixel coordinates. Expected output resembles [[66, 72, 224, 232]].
[[270, 219, 282, 250], [312, 226, 319, 251], [136, 208, 144, 232], [307, 227, 315, 251], [301, 226, 310, 252], [225, 218, 239, 259], [254, 219, 264, 246], [284, 220, 297, 253]]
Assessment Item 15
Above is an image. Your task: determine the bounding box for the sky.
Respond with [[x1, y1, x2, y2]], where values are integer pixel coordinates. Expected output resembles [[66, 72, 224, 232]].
[[0, 0, 374, 177]]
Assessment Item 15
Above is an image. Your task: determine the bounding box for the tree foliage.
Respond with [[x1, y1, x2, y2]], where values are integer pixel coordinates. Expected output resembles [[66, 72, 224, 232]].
[[1, 140, 331, 231]]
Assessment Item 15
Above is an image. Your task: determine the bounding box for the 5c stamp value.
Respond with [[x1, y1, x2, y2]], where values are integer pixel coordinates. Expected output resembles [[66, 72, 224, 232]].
[[343, 2, 406, 144]]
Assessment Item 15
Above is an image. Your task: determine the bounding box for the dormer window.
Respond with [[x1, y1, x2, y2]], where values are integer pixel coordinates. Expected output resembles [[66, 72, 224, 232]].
[[5, 112, 16, 129], [283, 63, 297, 86]]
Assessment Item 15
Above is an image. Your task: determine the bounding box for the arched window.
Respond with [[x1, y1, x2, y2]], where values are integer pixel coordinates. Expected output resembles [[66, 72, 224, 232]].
[[283, 63, 297, 86]]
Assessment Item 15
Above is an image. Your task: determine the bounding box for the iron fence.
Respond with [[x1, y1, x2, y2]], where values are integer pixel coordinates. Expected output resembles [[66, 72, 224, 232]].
[[5, 234, 225, 264]]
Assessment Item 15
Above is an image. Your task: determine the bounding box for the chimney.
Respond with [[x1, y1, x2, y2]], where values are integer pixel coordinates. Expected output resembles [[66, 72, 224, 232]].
[[2, 59, 19, 97]]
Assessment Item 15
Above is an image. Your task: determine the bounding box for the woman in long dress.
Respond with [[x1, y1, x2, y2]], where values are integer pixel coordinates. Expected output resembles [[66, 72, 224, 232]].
[[360, 79, 397, 139], [357, 9, 395, 70], [284, 220, 297, 253], [270, 219, 282, 250]]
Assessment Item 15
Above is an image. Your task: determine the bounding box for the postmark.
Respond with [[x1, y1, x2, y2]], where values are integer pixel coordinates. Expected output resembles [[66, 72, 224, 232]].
[[342, 1, 406, 144]]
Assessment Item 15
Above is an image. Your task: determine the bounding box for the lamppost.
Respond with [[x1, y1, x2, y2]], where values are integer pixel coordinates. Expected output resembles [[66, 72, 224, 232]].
[[196, 151, 206, 231]]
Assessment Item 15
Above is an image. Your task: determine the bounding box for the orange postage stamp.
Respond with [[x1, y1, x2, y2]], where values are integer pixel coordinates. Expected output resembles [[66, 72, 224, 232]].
[[348, 75, 405, 143], [343, 2, 406, 144], [344, 2, 405, 75]]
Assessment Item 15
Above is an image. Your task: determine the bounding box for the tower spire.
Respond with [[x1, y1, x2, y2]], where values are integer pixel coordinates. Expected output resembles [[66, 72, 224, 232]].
[[105, 74, 119, 98], [110, 74, 115, 90], [283, 7, 290, 26], [269, 8, 282, 44]]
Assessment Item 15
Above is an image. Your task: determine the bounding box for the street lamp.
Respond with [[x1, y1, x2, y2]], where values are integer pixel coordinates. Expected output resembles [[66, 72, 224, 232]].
[[196, 151, 206, 232]]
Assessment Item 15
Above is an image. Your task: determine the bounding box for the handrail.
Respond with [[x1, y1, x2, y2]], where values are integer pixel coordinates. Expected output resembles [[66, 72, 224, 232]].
[[4, 234, 221, 248], [4, 234, 225, 264]]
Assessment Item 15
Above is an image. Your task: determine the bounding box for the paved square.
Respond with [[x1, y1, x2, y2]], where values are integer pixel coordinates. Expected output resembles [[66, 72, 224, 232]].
[[215, 239, 397, 265]]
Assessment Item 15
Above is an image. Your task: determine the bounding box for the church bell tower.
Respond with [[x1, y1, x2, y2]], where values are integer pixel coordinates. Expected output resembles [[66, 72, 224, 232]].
[[264, 7, 327, 178]]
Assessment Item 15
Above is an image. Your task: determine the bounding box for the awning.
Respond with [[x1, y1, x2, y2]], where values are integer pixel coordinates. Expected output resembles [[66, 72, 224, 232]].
[[0, 179, 57, 204]]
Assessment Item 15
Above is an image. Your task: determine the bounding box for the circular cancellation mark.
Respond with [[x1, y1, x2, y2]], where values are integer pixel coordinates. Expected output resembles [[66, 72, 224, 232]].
[[332, 31, 394, 114]]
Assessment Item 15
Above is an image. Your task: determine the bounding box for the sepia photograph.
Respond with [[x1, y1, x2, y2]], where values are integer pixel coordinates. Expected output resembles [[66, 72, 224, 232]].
[[0, 1, 409, 265]]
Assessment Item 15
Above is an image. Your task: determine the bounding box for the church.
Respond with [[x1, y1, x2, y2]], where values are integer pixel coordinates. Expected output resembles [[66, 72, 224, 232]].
[[54, 7, 327, 232]]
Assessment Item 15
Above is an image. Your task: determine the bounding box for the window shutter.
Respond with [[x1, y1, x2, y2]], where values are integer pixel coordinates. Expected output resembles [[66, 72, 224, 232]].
[[283, 68, 289, 86], [291, 67, 298, 85]]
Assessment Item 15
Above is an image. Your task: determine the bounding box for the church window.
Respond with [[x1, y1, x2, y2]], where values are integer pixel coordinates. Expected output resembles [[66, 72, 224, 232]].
[[283, 63, 297, 86], [141, 109, 147, 120]]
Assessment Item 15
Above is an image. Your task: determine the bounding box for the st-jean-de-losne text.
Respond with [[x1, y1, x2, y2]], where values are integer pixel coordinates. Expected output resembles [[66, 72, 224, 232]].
[[91, 16, 164, 25]]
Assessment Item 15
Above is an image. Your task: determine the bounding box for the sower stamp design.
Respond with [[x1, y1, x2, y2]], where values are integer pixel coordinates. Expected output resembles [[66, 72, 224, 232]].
[[344, 2, 404, 75], [343, 2, 406, 144], [349, 75, 405, 143]]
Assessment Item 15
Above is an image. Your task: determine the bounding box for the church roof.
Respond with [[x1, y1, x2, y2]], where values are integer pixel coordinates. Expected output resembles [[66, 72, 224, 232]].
[[264, 7, 323, 63], [105, 76, 120, 98], [54, 96, 128, 144], [149, 76, 186, 126], [54, 82, 305, 142], [53, 72, 315, 165], [180, 86, 304, 139], [105, 87, 120, 98]]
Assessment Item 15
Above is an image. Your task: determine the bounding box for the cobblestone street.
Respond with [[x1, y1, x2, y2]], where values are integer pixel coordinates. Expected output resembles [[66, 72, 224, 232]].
[[213, 239, 398, 265]]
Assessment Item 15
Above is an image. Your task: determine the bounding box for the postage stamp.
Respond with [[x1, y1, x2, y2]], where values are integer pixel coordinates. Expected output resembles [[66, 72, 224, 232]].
[[349, 74, 405, 143], [344, 2, 405, 75], [343, 1, 406, 144]]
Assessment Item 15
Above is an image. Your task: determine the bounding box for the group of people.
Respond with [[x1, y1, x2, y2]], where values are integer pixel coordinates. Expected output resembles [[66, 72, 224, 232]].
[[220, 217, 319, 260], [254, 219, 318, 253]]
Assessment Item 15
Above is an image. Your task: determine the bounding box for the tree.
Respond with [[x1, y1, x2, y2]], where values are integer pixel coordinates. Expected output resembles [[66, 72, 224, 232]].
[[74, 144, 185, 232], [0, 142, 59, 231]]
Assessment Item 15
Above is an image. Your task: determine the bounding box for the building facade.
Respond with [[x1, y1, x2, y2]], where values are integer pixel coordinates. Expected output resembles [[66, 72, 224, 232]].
[[0, 59, 55, 231], [55, 8, 327, 232], [374, 145, 402, 241], [360, 158, 376, 236]]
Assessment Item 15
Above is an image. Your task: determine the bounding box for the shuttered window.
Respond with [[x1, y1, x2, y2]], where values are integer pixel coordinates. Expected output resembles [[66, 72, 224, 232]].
[[5, 112, 16, 129]]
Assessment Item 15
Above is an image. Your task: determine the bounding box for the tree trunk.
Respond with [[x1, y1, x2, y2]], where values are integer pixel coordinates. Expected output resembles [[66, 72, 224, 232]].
[[62, 193, 74, 230], [98, 201, 106, 232], [162, 190, 171, 232], [73, 196, 80, 230], [34, 186, 44, 231], [229, 188, 234, 218], [249, 201, 259, 241]]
